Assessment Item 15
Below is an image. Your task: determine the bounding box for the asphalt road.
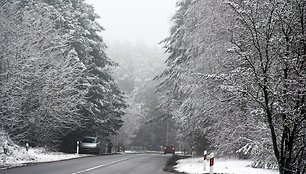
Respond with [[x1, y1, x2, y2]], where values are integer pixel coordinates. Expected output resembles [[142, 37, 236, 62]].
[[0, 154, 171, 174]]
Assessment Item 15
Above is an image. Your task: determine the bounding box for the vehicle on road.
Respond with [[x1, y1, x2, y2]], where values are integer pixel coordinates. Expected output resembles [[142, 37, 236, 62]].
[[164, 145, 175, 155], [79, 136, 100, 154]]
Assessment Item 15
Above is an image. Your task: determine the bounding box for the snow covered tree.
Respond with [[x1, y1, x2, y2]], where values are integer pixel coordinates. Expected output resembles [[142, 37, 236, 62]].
[[50, 0, 127, 137], [156, 0, 265, 157], [0, 0, 87, 146], [157, 1, 305, 173], [227, 0, 306, 173], [0, 0, 126, 148]]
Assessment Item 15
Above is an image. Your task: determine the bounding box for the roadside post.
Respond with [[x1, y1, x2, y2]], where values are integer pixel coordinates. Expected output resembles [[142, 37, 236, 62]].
[[25, 143, 29, 152], [203, 150, 207, 171], [191, 145, 195, 157], [76, 141, 80, 154], [105, 143, 108, 154], [209, 152, 214, 174]]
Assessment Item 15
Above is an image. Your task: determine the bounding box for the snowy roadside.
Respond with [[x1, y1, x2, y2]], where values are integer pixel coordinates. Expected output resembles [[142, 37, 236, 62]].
[[0, 147, 90, 170], [175, 157, 279, 174]]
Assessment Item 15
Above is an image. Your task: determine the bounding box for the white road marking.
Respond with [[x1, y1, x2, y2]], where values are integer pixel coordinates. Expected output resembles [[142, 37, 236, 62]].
[[72, 158, 131, 174], [71, 156, 138, 174]]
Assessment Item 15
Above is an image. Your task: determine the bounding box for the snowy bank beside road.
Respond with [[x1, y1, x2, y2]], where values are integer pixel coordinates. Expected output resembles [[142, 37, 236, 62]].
[[0, 133, 88, 169], [175, 157, 279, 174], [0, 147, 90, 170]]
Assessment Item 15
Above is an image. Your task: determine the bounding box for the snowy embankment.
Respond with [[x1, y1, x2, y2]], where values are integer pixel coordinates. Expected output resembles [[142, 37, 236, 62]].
[[0, 134, 89, 169], [175, 157, 279, 174], [0, 147, 90, 169]]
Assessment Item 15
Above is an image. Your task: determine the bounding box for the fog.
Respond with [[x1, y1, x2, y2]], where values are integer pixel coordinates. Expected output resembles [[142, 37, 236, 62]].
[[86, 0, 178, 46]]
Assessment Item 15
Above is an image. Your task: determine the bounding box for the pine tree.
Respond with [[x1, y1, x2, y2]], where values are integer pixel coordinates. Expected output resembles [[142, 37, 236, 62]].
[[47, 0, 127, 137], [0, 0, 126, 148]]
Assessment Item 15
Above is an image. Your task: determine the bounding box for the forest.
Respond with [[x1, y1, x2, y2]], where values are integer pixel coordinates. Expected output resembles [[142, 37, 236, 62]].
[[0, 0, 126, 150], [0, 0, 305, 174], [156, 0, 305, 174]]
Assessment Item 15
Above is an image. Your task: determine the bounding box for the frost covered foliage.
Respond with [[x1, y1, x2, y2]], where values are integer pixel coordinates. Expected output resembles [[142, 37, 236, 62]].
[[0, 132, 36, 167], [0, 0, 125, 149], [157, 0, 305, 174], [227, 0, 306, 173], [157, 0, 264, 158]]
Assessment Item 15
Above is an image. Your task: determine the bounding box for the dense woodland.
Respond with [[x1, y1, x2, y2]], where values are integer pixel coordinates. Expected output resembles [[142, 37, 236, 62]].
[[106, 41, 178, 150], [0, 0, 305, 174], [0, 0, 126, 150], [157, 0, 305, 174]]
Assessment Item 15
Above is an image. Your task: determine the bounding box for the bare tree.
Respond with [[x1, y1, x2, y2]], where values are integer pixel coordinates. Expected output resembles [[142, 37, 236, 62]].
[[227, 0, 306, 173]]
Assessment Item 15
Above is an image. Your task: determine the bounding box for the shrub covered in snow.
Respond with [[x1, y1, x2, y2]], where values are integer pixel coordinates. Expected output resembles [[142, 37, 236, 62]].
[[0, 133, 36, 168]]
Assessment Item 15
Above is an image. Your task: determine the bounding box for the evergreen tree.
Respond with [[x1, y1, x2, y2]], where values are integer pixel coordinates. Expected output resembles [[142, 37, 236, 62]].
[[0, 0, 126, 148]]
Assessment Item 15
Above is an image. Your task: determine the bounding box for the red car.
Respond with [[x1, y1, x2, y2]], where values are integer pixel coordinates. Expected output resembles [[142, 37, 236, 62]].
[[164, 145, 175, 155]]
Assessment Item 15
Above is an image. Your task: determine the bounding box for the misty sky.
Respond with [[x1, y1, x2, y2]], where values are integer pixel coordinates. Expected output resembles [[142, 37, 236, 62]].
[[86, 0, 178, 46]]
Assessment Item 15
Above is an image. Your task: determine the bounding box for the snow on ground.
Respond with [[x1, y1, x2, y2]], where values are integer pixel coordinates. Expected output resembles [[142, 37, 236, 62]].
[[24, 148, 90, 163], [175, 157, 279, 174], [0, 147, 90, 169], [0, 133, 90, 169]]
